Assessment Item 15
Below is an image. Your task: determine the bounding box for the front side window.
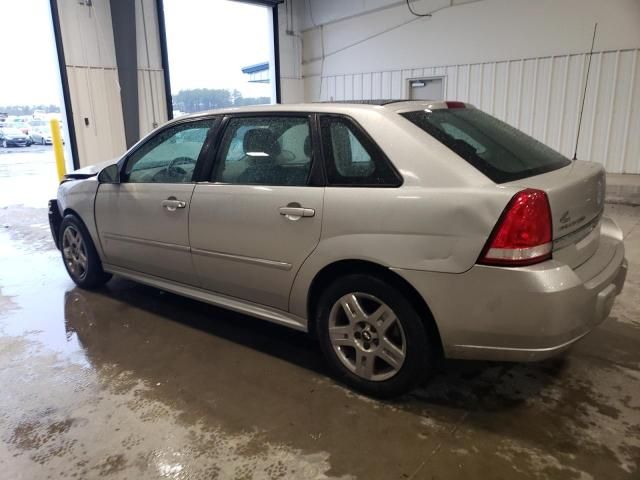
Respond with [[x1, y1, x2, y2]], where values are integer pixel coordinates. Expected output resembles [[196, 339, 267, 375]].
[[123, 120, 213, 183], [213, 116, 312, 186], [320, 116, 401, 186], [401, 108, 571, 183]]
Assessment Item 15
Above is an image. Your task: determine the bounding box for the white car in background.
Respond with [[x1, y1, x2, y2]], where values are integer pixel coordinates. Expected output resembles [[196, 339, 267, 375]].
[[30, 125, 53, 145], [29, 120, 64, 145]]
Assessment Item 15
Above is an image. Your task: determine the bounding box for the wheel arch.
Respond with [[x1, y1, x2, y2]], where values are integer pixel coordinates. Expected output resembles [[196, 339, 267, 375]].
[[62, 207, 87, 227], [306, 259, 443, 356], [61, 207, 104, 260]]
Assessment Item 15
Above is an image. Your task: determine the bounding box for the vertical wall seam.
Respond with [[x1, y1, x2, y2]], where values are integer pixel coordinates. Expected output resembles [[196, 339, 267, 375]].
[[515, 59, 524, 128], [529, 58, 539, 136], [542, 57, 554, 144], [586, 52, 603, 162], [490, 62, 496, 115], [465, 64, 471, 102], [603, 50, 620, 169], [478, 63, 484, 109], [503, 60, 510, 121], [557, 55, 570, 151], [620, 49, 638, 172], [573, 53, 587, 158]]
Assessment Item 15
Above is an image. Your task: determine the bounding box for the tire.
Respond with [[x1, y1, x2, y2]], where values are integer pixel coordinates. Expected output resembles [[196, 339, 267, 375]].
[[315, 274, 434, 398], [59, 214, 112, 289], [41, 137, 46, 145], [2, 140, 7, 148]]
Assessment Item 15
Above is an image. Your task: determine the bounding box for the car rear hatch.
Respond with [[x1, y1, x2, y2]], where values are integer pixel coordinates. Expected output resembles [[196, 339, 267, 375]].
[[399, 103, 606, 269], [505, 160, 606, 269]]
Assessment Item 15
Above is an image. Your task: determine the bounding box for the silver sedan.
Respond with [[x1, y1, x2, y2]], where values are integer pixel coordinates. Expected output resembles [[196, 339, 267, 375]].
[[49, 101, 627, 397]]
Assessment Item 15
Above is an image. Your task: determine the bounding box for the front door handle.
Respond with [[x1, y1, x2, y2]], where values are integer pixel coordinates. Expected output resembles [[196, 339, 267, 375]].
[[279, 206, 315, 218], [162, 197, 186, 212]]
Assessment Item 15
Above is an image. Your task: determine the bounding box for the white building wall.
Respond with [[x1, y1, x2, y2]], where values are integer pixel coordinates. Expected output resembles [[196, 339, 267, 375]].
[[278, 0, 305, 104], [283, 0, 640, 173], [56, 0, 169, 167], [57, 0, 127, 167], [136, 0, 168, 138]]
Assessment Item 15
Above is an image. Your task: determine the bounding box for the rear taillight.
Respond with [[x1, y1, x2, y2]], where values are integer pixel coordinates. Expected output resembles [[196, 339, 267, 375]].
[[478, 189, 553, 267]]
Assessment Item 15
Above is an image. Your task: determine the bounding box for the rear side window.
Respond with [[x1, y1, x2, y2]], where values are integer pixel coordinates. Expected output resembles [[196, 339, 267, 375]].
[[401, 108, 571, 183], [213, 116, 312, 186], [320, 116, 401, 186]]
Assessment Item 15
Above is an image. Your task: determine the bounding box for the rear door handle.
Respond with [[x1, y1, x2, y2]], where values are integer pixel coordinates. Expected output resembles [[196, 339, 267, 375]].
[[162, 197, 186, 212], [279, 206, 315, 218]]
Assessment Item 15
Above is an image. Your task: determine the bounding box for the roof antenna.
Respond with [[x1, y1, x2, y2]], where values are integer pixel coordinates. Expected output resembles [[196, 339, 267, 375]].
[[573, 22, 598, 161]]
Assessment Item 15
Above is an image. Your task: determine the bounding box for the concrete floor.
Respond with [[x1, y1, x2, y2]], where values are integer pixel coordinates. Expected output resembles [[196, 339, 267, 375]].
[[0, 147, 639, 480]]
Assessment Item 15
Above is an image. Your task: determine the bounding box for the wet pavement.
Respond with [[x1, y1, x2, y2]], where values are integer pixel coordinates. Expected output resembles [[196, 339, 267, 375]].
[[0, 148, 639, 479]]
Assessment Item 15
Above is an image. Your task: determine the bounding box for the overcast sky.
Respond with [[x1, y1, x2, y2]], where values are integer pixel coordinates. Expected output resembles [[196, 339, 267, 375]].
[[164, 0, 272, 99], [0, 0, 272, 106], [0, 0, 60, 105]]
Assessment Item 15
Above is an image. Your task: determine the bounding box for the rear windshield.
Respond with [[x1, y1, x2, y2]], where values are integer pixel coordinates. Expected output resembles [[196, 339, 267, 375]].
[[401, 108, 571, 183]]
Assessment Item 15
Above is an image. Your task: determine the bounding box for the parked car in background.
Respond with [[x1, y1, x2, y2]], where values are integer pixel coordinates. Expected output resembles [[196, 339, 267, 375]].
[[4, 122, 27, 135], [29, 120, 65, 145], [49, 101, 628, 397], [29, 120, 52, 145], [0, 127, 32, 147], [30, 127, 52, 145], [6, 118, 30, 136]]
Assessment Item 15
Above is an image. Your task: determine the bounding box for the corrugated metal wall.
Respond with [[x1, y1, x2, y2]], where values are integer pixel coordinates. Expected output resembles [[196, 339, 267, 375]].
[[319, 48, 640, 174]]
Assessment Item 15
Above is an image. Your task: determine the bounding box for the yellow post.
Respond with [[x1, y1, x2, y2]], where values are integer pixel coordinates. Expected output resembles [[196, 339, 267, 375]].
[[50, 119, 66, 182]]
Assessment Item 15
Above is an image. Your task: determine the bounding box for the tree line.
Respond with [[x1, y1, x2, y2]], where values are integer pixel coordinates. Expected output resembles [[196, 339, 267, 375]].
[[1, 88, 270, 118], [0, 105, 61, 116], [172, 88, 270, 113]]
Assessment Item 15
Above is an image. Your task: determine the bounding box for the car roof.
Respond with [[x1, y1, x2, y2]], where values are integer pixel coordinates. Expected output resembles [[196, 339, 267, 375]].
[[172, 100, 473, 124]]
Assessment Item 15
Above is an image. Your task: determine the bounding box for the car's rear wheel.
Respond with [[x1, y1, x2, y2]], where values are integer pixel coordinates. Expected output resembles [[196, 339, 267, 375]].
[[315, 274, 433, 398], [2, 140, 7, 148], [59, 215, 112, 289]]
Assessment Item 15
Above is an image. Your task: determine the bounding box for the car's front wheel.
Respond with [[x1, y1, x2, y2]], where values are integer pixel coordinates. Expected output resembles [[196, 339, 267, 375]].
[[2, 140, 7, 148], [59, 215, 112, 289], [315, 274, 434, 398]]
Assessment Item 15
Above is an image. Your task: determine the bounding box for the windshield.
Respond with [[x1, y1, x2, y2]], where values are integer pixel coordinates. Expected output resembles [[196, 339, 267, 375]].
[[401, 108, 571, 183], [2, 128, 23, 135]]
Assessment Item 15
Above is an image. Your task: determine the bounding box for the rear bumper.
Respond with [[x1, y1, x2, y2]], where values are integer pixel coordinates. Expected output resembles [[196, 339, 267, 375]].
[[393, 216, 627, 362]]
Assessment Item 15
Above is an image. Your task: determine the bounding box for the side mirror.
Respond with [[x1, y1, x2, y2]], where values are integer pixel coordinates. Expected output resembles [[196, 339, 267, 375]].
[[98, 164, 120, 184]]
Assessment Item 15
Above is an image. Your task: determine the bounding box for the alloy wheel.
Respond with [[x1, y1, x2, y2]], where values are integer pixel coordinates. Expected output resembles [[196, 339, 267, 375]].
[[328, 292, 407, 382], [62, 226, 89, 281]]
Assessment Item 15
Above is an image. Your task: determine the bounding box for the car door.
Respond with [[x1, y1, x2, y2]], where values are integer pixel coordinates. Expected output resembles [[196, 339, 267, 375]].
[[95, 118, 217, 285], [189, 114, 324, 311]]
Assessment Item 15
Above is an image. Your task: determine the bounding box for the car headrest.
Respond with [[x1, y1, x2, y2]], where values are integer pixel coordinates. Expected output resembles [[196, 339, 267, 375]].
[[304, 135, 311, 157], [243, 128, 281, 158]]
